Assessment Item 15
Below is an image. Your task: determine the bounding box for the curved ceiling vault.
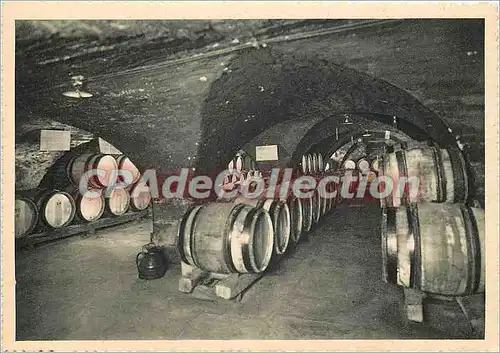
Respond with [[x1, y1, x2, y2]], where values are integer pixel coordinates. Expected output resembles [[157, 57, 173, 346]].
[[194, 48, 458, 175], [16, 20, 480, 178]]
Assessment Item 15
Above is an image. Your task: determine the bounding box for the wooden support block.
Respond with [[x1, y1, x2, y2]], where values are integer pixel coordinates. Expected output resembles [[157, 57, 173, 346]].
[[215, 273, 263, 300], [179, 263, 208, 294], [404, 287, 426, 323]]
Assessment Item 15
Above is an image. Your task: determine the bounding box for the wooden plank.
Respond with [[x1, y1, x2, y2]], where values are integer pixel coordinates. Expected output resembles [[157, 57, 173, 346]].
[[179, 262, 208, 294], [404, 287, 426, 323], [215, 273, 263, 300], [16, 209, 149, 248]]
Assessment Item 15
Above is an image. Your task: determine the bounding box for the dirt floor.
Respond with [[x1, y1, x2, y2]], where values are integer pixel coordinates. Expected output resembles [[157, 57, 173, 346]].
[[15, 203, 484, 340]]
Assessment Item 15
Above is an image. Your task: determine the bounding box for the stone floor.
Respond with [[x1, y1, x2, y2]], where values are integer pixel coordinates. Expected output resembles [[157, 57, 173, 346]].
[[15, 202, 484, 340]]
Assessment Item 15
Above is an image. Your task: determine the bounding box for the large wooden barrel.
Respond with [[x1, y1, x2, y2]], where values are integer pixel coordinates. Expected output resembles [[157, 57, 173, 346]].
[[67, 153, 118, 188], [234, 197, 291, 256], [104, 187, 131, 216], [19, 188, 76, 229], [116, 155, 141, 185], [14, 197, 39, 237], [129, 184, 152, 211], [381, 203, 484, 296], [381, 146, 468, 206], [66, 187, 105, 222], [179, 202, 274, 274]]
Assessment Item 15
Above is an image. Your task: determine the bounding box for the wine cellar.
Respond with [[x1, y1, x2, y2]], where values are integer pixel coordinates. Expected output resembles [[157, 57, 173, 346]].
[[12, 18, 491, 342]]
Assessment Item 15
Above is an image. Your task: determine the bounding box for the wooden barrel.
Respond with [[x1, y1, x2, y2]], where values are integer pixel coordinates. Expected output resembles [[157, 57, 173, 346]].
[[300, 194, 313, 232], [234, 197, 291, 256], [104, 187, 131, 216], [129, 184, 152, 211], [179, 202, 274, 274], [357, 158, 370, 173], [381, 146, 468, 206], [66, 187, 105, 222], [235, 155, 243, 172], [228, 158, 235, 173], [307, 155, 314, 175], [311, 189, 321, 224], [116, 155, 141, 185], [343, 159, 356, 170], [14, 197, 39, 237], [301, 155, 308, 174], [19, 188, 76, 229], [317, 153, 324, 173], [284, 196, 303, 245], [67, 153, 118, 188], [324, 158, 339, 172], [311, 154, 318, 174], [381, 203, 484, 296]]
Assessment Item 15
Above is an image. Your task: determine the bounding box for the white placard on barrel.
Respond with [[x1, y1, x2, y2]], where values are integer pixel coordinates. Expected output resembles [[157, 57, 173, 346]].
[[255, 145, 278, 161], [99, 138, 122, 154], [39, 130, 71, 151]]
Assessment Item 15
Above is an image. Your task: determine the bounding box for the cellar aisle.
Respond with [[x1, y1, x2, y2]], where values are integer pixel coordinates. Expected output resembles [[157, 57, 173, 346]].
[[15, 203, 480, 340]]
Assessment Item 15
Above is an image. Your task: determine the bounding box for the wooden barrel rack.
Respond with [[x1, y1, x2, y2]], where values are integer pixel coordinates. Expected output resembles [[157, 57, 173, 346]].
[[16, 207, 151, 249]]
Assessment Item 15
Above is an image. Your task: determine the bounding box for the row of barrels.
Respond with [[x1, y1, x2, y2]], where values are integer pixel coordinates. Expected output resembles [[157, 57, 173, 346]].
[[379, 143, 483, 298], [68, 153, 141, 188], [227, 153, 257, 174], [178, 185, 342, 274], [15, 185, 152, 238], [380, 144, 468, 206], [301, 153, 324, 175], [342, 157, 380, 173], [15, 152, 151, 238], [222, 170, 263, 188]]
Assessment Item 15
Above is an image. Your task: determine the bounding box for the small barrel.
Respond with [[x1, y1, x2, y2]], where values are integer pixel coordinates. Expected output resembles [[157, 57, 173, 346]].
[[14, 197, 39, 237], [301, 155, 308, 174], [129, 184, 152, 211], [116, 155, 141, 185], [381, 203, 484, 296], [19, 188, 76, 229], [179, 202, 274, 274], [104, 188, 131, 216], [234, 197, 291, 256], [357, 158, 370, 173], [343, 159, 356, 170], [67, 153, 118, 188], [66, 187, 105, 222], [381, 146, 468, 206]]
